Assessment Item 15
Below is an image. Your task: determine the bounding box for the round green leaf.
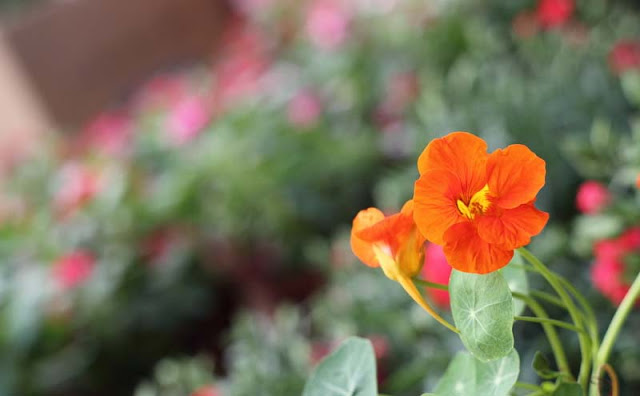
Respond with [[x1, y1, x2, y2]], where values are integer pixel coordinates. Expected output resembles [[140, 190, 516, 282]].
[[303, 337, 377, 396], [433, 349, 520, 396], [450, 270, 515, 361], [500, 252, 529, 316]]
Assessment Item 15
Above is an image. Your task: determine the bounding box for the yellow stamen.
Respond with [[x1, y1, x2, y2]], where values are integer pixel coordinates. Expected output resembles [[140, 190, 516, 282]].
[[456, 184, 491, 219]]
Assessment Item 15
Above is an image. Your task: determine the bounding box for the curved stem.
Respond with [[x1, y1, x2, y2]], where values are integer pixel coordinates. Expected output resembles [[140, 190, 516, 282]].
[[515, 315, 586, 334], [512, 292, 571, 377], [591, 270, 640, 395], [412, 278, 449, 291], [518, 248, 592, 391], [396, 275, 459, 334], [600, 364, 619, 396]]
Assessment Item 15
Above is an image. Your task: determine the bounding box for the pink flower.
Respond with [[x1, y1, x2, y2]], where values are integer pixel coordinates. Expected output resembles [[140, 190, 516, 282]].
[[591, 227, 640, 306], [212, 20, 269, 111], [190, 386, 220, 396], [80, 111, 133, 156], [306, 0, 350, 50], [591, 258, 627, 305], [287, 90, 322, 128], [575, 181, 610, 214], [133, 74, 188, 112], [535, 0, 574, 29], [54, 162, 101, 216], [420, 243, 452, 309], [53, 251, 96, 290], [609, 40, 640, 75], [166, 96, 211, 144]]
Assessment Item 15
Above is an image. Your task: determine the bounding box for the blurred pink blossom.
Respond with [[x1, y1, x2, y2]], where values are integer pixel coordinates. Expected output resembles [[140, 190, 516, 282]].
[[212, 20, 269, 111], [535, 0, 574, 29], [166, 95, 211, 144], [80, 111, 133, 156], [591, 227, 640, 306], [133, 74, 189, 112], [55, 162, 101, 216], [609, 40, 640, 75], [421, 243, 451, 309], [53, 251, 96, 290], [306, 0, 350, 50], [575, 181, 610, 214], [287, 90, 322, 128]]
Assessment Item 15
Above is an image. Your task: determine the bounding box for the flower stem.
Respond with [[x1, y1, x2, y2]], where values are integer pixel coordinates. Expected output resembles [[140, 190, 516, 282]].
[[512, 291, 572, 377], [412, 277, 449, 290], [591, 270, 640, 396], [513, 381, 542, 391], [518, 247, 592, 391], [514, 315, 586, 334], [396, 275, 459, 334]]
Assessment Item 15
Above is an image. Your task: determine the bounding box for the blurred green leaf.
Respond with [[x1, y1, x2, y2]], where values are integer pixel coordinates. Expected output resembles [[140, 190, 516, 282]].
[[303, 337, 377, 396]]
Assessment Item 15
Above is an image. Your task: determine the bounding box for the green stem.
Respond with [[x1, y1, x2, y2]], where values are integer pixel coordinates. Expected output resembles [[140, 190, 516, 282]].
[[518, 248, 592, 391], [529, 290, 565, 308], [512, 291, 572, 377], [513, 381, 542, 391], [515, 315, 586, 334], [412, 278, 449, 291], [591, 271, 640, 396]]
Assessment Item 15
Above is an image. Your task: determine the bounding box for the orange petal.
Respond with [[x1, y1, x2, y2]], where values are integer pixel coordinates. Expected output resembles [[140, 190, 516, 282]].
[[476, 203, 549, 250], [486, 144, 546, 209], [442, 221, 514, 274], [351, 208, 385, 267], [414, 169, 466, 245], [417, 132, 488, 202]]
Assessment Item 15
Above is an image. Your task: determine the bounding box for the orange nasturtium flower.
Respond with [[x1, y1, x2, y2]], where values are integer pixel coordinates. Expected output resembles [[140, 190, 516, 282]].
[[351, 200, 457, 332], [413, 131, 549, 274]]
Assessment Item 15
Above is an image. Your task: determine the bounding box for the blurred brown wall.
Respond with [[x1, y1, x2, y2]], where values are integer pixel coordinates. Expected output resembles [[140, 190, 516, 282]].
[[0, 0, 229, 132]]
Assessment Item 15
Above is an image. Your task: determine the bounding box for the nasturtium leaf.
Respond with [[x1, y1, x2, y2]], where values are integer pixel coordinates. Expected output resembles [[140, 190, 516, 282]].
[[552, 380, 584, 396], [433, 349, 520, 396], [501, 252, 528, 316], [302, 337, 377, 396], [532, 351, 562, 380], [450, 270, 515, 361]]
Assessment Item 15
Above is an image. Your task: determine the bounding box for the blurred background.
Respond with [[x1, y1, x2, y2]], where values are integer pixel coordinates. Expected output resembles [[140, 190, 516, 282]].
[[0, 0, 639, 395]]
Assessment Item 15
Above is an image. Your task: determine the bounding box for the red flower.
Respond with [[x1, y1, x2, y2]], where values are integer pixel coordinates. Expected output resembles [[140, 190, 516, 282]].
[[421, 243, 451, 309], [609, 40, 640, 75], [535, 0, 574, 29], [53, 251, 96, 290], [575, 181, 610, 214]]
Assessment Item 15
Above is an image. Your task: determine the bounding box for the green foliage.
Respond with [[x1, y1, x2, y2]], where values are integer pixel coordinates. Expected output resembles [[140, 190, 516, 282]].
[[432, 349, 519, 396], [501, 253, 529, 316], [532, 352, 563, 380], [303, 337, 377, 396], [450, 270, 515, 362]]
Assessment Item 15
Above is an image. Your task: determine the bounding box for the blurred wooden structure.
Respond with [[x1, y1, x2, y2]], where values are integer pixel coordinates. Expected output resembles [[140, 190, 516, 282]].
[[0, 0, 229, 138]]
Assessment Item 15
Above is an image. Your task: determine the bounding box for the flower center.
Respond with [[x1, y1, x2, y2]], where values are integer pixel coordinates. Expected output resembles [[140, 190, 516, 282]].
[[457, 184, 491, 220]]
